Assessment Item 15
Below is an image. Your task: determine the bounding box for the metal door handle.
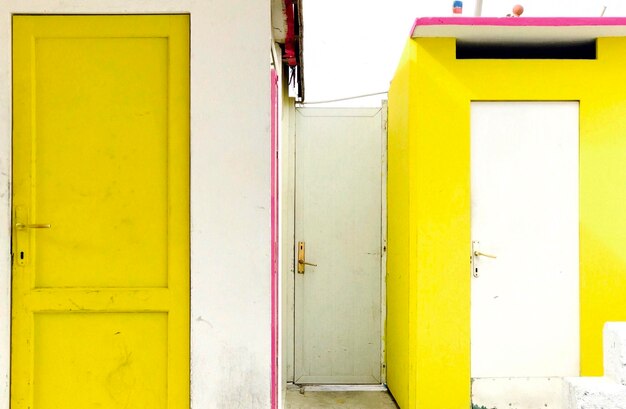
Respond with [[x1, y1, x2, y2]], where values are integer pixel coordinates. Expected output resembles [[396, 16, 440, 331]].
[[472, 241, 496, 278], [15, 223, 51, 229], [297, 241, 316, 274], [473, 250, 496, 259]]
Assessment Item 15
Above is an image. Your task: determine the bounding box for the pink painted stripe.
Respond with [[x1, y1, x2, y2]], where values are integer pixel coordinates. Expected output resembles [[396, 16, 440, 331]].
[[413, 17, 626, 30], [270, 68, 279, 409]]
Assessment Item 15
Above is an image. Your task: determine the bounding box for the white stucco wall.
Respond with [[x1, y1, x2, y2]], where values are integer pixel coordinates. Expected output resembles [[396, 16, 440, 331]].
[[0, 1, 272, 408], [604, 322, 626, 386]]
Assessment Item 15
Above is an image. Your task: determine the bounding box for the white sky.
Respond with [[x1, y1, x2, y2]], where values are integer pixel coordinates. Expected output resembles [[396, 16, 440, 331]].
[[302, 0, 626, 106]]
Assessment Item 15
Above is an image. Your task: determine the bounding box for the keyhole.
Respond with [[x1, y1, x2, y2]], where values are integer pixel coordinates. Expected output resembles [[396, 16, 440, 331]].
[[20, 251, 24, 260]]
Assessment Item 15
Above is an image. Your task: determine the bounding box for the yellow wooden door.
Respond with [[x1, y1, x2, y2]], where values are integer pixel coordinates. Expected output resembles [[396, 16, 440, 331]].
[[11, 15, 189, 409]]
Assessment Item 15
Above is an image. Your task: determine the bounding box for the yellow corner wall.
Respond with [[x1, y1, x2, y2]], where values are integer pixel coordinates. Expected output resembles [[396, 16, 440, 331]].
[[387, 40, 416, 409], [387, 36, 626, 409]]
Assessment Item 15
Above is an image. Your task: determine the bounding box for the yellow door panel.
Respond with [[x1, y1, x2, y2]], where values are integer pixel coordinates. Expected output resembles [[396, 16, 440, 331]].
[[34, 313, 168, 409], [12, 15, 189, 409], [34, 36, 169, 288]]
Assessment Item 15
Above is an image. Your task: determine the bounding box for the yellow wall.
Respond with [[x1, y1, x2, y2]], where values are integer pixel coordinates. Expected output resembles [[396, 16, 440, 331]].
[[387, 40, 415, 409], [387, 36, 626, 409]]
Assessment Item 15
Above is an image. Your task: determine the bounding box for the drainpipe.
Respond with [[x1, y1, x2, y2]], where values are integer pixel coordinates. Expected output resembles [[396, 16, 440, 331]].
[[475, 0, 483, 16]]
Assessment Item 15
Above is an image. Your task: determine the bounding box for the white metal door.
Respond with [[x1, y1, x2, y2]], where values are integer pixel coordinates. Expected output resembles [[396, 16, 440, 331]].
[[294, 107, 384, 384], [471, 102, 580, 408]]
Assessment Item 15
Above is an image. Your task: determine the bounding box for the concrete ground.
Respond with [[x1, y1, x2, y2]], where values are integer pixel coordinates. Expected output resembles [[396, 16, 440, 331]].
[[285, 389, 399, 409]]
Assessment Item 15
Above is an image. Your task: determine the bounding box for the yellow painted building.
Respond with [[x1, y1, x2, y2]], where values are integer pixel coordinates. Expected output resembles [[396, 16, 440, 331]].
[[387, 17, 626, 409]]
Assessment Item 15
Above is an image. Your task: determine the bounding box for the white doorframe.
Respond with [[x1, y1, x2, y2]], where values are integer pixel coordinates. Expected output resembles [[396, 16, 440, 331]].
[[289, 105, 388, 387], [0, 2, 273, 408], [380, 101, 388, 383]]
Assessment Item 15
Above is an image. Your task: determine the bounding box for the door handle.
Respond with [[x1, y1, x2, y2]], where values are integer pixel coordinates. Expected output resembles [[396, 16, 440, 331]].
[[472, 241, 496, 278], [15, 223, 51, 229], [13, 205, 51, 266], [297, 241, 317, 274], [473, 250, 496, 259]]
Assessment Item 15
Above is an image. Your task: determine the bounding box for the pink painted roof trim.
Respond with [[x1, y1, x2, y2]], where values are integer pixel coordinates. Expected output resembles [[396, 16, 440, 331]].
[[411, 17, 626, 36]]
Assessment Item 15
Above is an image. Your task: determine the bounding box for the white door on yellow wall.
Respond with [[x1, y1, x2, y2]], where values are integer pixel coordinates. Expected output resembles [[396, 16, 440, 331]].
[[294, 107, 384, 384], [470, 101, 580, 409]]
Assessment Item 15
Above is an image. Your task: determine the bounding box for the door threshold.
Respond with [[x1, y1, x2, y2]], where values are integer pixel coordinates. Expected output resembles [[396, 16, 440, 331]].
[[290, 384, 388, 392]]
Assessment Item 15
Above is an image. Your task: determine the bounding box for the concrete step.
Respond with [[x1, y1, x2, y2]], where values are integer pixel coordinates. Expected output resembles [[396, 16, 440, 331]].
[[604, 322, 626, 386], [564, 322, 626, 409], [564, 377, 626, 409]]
